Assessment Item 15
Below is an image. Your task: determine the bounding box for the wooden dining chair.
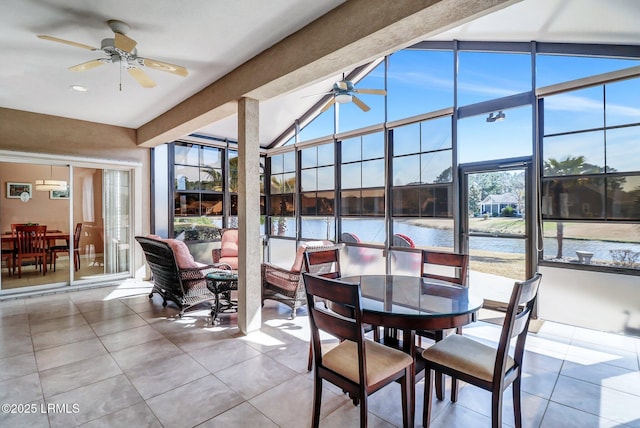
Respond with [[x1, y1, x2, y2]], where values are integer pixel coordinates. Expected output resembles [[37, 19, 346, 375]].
[[421, 273, 542, 428], [303, 273, 413, 428], [417, 250, 469, 340], [304, 244, 343, 371], [14, 225, 48, 278], [50, 222, 82, 272]]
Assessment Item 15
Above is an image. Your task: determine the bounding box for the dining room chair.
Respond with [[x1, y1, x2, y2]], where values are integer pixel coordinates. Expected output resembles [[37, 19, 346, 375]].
[[50, 222, 82, 272], [14, 225, 48, 278], [417, 250, 469, 340], [303, 273, 413, 428], [421, 273, 542, 428]]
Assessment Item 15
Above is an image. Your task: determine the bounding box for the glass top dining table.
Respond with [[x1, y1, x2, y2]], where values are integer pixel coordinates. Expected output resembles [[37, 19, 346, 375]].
[[341, 274, 483, 332], [341, 273, 483, 420]]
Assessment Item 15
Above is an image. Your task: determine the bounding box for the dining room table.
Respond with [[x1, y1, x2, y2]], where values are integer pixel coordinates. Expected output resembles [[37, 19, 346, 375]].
[[2, 230, 70, 275], [341, 274, 483, 426]]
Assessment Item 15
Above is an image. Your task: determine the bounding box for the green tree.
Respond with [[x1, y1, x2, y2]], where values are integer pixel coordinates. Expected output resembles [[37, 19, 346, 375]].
[[543, 155, 598, 258]]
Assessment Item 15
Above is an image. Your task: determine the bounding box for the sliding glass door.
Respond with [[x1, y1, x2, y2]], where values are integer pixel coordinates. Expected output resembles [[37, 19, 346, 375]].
[[0, 161, 132, 292]]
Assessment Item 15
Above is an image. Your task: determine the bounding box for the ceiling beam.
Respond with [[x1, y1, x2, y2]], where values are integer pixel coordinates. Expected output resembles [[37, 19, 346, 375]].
[[136, 0, 519, 147]]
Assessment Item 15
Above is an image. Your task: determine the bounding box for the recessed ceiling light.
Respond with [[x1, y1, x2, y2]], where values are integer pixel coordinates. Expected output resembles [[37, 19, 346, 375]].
[[70, 85, 88, 92]]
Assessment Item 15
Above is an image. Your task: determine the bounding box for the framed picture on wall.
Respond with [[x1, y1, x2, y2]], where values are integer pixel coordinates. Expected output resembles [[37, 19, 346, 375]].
[[6, 182, 32, 199], [50, 187, 69, 200]]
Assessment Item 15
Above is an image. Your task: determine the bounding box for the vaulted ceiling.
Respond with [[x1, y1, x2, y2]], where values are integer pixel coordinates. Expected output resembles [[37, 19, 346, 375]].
[[2, 0, 638, 149]]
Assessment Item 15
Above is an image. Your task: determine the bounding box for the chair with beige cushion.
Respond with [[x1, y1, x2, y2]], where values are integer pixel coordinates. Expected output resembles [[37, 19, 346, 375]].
[[303, 273, 413, 428], [136, 236, 231, 320], [421, 273, 542, 428], [211, 228, 238, 270], [261, 240, 341, 319]]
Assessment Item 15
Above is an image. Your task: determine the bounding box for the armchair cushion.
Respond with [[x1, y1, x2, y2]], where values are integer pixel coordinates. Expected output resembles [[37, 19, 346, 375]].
[[144, 235, 199, 269]]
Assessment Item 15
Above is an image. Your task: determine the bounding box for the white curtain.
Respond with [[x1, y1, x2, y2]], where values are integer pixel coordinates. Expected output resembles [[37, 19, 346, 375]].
[[82, 176, 94, 222]]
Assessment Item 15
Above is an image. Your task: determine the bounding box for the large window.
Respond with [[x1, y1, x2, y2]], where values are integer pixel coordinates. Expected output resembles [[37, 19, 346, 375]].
[[387, 49, 454, 121], [340, 132, 385, 244], [391, 117, 455, 249], [300, 142, 335, 240], [269, 151, 296, 237], [541, 78, 640, 270], [174, 143, 224, 241]]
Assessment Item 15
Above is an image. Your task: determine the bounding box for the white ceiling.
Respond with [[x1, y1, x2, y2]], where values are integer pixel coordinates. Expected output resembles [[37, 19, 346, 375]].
[[2, 0, 639, 148]]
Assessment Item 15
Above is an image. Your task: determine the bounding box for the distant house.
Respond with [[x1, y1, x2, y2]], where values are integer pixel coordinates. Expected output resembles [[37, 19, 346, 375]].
[[480, 193, 519, 216]]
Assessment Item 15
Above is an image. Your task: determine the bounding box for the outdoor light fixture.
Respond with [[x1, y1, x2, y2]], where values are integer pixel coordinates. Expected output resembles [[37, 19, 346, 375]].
[[35, 166, 67, 191], [486, 111, 506, 122], [334, 93, 353, 104]]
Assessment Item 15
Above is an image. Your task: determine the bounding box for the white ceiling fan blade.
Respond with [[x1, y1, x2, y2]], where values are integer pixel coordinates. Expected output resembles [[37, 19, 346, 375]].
[[69, 59, 107, 72], [139, 57, 188, 77], [114, 32, 137, 53], [352, 95, 371, 112], [37, 35, 98, 51], [355, 88, 386, 95], [127, 67, 156, 88]]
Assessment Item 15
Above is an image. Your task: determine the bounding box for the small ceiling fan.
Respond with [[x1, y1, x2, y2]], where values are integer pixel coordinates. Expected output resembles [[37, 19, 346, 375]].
[[37, 19, 188, 88], [319, 79, 386, 112]]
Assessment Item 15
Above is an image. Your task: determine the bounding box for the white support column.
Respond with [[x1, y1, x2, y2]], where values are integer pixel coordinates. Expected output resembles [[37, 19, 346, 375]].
[[237, 97, 262, 334]]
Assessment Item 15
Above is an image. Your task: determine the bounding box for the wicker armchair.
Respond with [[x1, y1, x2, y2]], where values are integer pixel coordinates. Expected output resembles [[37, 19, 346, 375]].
[[261, 241, 343, 319], [211, 228, 238, 269], [136, 236, 231, 320]]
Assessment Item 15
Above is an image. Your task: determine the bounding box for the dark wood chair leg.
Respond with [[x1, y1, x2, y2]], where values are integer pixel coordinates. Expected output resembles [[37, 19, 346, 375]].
[[512, 376, 522, 428], [312, 377, 323, 428], [492, 390, 503, 428], [423, 368, 434, 428]]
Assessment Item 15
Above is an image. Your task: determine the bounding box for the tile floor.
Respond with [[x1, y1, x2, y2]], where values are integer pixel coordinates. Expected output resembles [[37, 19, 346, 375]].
[[1, 279, 639, 427]]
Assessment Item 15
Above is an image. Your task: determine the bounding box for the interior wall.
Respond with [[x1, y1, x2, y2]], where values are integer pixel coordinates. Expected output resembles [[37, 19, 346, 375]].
[[0, 163, 69, 232], [0, 109, 151, 287], [538, 265, 640, 335]]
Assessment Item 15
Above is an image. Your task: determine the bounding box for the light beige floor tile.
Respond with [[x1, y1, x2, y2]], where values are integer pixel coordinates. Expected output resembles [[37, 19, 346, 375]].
[[0, 352, 37, 382], [146, 375, 244, 428], [124, 353, 209, 399], [46, 374, 143, 428], [89, 313, 148, 337], [265, 339, 313, 374], [31, 323, 96, 351], [189, 337, 262, 373], [0, 372, 43, 405], [99, 324, 164, 353], [26, 300, 80, 323], [29, 313, 88, 335], [110, 337, 184, 372], [81, 304, 137, 324], [79, 401, 162, 428], [0, 333, 33, 358], [551, 375, 640, 426], [320, 400, 397, 428], [35, 337, 107, 371], [561, 359, 640, 396], [250, 373, 347, 428], [428, 403, 492, 428], [215, 354, 298, 400], [540, 401, 619, 428], [0, 399, 49, 428], [40, 353, 122, 397], [197, 402, 278, 428]]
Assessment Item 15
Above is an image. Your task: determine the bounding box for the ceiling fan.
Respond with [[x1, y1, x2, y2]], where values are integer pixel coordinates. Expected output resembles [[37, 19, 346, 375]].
[[319, 79, 386, 112], [37, 19, 188, 88]]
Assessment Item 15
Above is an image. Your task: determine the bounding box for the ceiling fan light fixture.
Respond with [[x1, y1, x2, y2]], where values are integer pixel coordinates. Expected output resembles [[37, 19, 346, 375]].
[[35, 180, 67, 192], [335, 93, 352, 104], [486, 110, 506, 122]]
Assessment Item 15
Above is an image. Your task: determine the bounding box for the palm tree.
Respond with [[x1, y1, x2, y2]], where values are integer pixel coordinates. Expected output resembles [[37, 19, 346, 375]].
[[543, 155, 600, 258]]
